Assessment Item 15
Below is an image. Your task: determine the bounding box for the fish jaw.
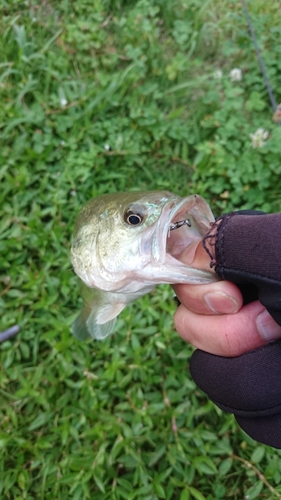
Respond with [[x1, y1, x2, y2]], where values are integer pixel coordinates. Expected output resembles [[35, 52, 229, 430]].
[[150, 194, 214, 265], [131, 194, 217, 286]]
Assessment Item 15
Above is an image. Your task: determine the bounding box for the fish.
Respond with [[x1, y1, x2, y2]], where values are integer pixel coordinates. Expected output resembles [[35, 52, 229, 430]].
[[71, 191, 217, 340]]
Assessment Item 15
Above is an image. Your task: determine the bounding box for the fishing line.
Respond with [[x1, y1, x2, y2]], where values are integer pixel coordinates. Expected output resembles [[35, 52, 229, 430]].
[[241, 0, 281, 125]]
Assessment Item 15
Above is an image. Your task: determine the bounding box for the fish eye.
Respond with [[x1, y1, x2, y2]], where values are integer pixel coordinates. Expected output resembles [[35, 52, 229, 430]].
[[124, 204, 146, 226], [127, 213, 142, 225]]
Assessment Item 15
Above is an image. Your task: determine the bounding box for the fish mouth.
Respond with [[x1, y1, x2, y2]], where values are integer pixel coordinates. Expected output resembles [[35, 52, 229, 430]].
[[152, 195, 214, 265]]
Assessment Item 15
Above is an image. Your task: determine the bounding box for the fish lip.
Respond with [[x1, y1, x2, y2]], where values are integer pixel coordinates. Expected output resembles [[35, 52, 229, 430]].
[[152, 194, 212, 265]]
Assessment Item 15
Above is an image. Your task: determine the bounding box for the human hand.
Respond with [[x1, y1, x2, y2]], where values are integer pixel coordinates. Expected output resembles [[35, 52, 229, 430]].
[[173, 213, 281, 448], [173, 241, 281, 357]]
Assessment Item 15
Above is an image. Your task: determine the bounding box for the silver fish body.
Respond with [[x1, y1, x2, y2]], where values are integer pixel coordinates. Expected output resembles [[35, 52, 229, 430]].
[[71, 191, 216, 340]]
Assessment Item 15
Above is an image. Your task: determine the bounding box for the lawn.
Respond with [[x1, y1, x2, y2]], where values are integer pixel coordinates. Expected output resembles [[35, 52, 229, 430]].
[[1, 0, 281, 498]]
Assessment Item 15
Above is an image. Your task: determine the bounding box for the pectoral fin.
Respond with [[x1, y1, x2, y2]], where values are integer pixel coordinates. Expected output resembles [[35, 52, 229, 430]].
[[72, 281, 127, 341], [73, 307, 117, 340]]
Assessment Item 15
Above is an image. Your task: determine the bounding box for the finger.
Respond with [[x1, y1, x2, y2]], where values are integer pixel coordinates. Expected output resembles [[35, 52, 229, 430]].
[[173, 280, 243, 315], [174, 239, 243, 315], [174, 300, 281, 357], [179, 241, 213, 270]]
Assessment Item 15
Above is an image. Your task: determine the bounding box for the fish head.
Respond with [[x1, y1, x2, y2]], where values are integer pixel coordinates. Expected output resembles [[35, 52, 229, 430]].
[[71, 190, 215, 293]]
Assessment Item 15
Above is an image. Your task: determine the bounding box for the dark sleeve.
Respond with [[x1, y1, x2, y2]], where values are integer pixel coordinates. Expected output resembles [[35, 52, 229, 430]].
[[211, 212, 281, 325], [190, 211, 281, 448]]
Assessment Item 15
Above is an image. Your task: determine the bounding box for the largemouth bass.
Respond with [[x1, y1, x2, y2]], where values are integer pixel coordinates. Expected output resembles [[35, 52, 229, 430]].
[[71, 191, 216, 340]]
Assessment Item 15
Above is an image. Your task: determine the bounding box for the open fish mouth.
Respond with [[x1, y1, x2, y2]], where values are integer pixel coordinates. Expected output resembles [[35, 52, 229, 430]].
[[152, 195, 214, 265]]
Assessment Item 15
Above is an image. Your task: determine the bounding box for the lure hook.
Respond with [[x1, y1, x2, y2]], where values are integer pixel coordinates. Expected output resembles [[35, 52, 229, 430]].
[[169, 219, 191, 231]]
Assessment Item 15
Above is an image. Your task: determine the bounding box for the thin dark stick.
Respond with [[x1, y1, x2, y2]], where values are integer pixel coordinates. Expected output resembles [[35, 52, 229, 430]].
[[242, 0, 280, 124]]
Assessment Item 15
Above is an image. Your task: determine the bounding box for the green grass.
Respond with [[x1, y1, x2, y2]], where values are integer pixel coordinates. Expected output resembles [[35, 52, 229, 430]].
[[1, 0, 281, 498]]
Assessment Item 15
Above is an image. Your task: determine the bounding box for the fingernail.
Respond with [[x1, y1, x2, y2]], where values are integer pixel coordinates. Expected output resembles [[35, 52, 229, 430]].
[[204, 291, 239, 314], [256, 309, 281, 342]]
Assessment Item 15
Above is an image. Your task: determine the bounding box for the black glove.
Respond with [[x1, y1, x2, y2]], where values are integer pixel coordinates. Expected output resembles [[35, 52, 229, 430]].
[[190, 210, 281, 448], [190, 341, 281, 448]]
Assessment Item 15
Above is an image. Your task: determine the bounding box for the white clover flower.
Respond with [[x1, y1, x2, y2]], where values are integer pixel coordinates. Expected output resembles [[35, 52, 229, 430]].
[[70, 190, 77, 197], [214, 69, 223, 79], [104, 143, 110, 151], [229, 68, 242, 82], [250, 128, 269, 148], [60, 97, 68, 107]]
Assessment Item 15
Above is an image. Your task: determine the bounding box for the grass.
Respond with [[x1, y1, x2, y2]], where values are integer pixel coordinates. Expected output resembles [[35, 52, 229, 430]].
[[1, 0, 281, 498]]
